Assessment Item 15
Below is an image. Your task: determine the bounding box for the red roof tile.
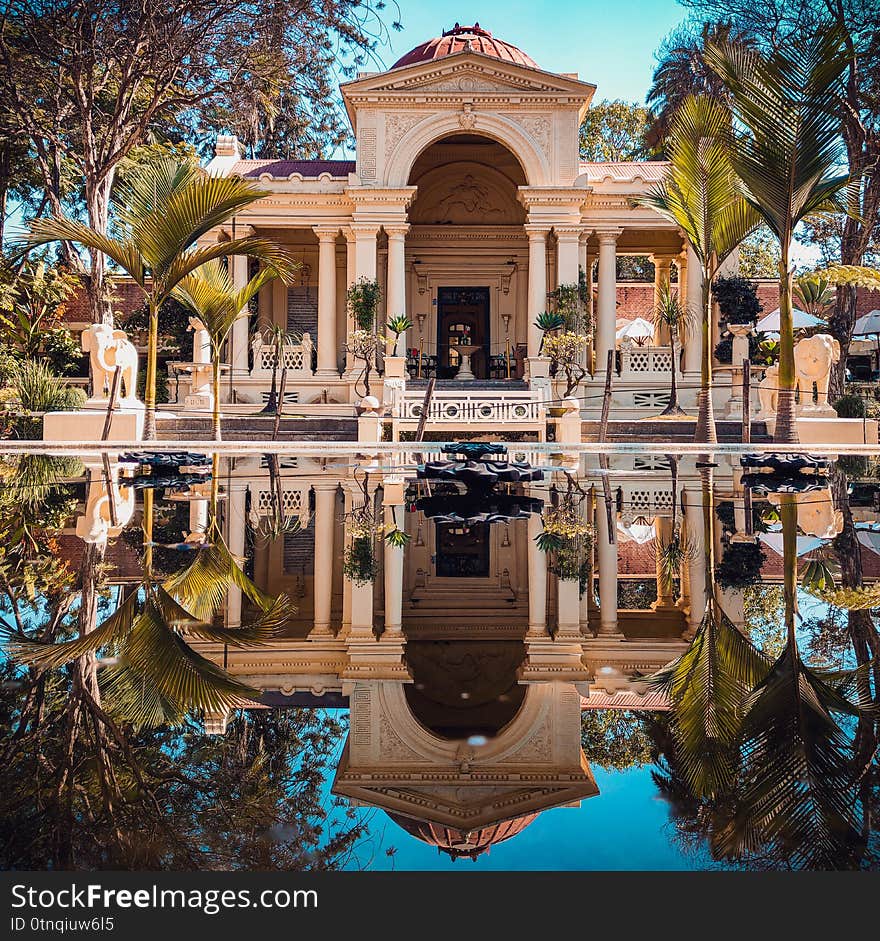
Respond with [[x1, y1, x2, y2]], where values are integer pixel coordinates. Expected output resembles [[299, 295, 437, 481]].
[[392, 24, 537, 70]]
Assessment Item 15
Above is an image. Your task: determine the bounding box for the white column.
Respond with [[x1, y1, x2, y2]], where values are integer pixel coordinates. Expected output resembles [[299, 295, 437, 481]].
[[385, 224, 409, 350], [556, 226, 581, 286], [596, 495, 619, 636], [351, 223, 379, 282], [595, 229, 621, 377], [652, 254, 674, 345], [684, 242, 703, 373], [525, 225, 549, 359], [312, 482, 337, 634], [314, 227, 340, 378], [230, 254, 250, 378], [225, 473, 248, 628], [383, 505, 403, 633], [684, 486, 707, 635], [527, 510, 547, 635]]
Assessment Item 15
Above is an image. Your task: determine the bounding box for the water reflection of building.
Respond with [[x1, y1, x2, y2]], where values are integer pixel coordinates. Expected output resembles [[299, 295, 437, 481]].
[[58, 450, 880, 858]]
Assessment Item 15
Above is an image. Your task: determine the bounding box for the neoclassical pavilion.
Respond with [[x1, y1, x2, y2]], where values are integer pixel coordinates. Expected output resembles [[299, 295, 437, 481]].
[[189, 23, 734, 425]]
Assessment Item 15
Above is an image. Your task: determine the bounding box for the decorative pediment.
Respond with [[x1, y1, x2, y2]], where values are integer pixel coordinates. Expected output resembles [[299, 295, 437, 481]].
[[342, 54, 595, 103]]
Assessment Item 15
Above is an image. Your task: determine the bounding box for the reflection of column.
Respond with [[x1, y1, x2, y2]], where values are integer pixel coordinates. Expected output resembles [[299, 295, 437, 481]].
[[653, 516, 675, 608], [651, 254, 674, 345], [231, 253, 250, 379], [526, 225, 549, 359], [226, 474, 248, 628], [684, 242, 703, 373], [683, 486, 707, 635], [314, 227, 340, 378], [595, 230, 621, 376], [312, 482, 338, 635], [556, 226, 581, 286], [595, 495, 619, 636], [527, 511, 547, 636], [383, 505, 403, 634]]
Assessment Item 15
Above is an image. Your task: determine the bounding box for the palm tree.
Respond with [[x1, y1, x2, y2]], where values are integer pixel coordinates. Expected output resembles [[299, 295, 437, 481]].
[[647, 21, 756, 147], [173, 261, 284, 440], [653, 284, 690, 417], [704, 27, 853, 444], [19, 158, 296, 438], [638, 96, 760, 443]]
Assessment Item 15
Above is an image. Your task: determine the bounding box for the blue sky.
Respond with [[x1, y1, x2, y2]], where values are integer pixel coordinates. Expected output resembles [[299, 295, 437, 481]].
[[374, 1, 690, 103]]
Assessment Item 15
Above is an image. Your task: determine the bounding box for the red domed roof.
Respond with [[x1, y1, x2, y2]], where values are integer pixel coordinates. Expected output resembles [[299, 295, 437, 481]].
[[392, 23, 537, 70], [387, 811, 539, 861]]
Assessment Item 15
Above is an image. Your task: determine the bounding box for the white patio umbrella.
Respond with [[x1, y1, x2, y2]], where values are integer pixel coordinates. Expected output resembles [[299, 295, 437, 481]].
[[616, 317, 655, 345], [756, 307, 823, 332]]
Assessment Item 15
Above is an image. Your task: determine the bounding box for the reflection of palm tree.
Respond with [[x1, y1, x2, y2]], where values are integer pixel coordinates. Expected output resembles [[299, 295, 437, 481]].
[[718, 492, 874, 867], [4, 473, 293, 728], [650, 467, 769, 799]]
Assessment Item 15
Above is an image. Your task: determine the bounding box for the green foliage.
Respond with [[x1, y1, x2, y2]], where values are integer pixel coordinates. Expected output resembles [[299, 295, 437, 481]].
[[832, 394, 866, 418], [384, 527, 411, 549], [579, 99, 655, 161], [715, 540, 766, 590], [385, 314, 412, 356], [342, 536, 378, 585], [712, 276, 763, 324], [738, 227, 782, 279], [347, 278, 381, 331], [0, 260, 81, 375], [3, 360, 85, 439], [580, 710, 653, 771]]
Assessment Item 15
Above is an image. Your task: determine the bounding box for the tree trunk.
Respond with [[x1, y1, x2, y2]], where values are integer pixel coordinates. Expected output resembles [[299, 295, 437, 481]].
[[694, 274, 717, 444], [212, 356, 222, 441], [143, 296, 159, 440], [73, 540, 107, 709], [774, 260, 800, 445], [83, 171, 115, 325]]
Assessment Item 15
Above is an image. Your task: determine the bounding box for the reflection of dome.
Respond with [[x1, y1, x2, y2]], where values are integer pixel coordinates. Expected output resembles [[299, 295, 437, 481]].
[[387, 811, 538, 861], [392, 23, 538, 70]]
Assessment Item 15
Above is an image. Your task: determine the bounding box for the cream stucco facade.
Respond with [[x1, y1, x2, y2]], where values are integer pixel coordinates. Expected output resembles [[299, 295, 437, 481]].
[[185, 24, 735, 427]]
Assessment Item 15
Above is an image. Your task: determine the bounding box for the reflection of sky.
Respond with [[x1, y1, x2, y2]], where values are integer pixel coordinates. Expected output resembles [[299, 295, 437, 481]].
[[345, 764, 712, 872]]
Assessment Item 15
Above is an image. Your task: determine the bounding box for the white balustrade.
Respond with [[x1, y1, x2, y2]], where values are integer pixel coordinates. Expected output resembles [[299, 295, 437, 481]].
[[250, 333, 313, 378], [619, 344, 675, 378], [399, 390, 544, 425]]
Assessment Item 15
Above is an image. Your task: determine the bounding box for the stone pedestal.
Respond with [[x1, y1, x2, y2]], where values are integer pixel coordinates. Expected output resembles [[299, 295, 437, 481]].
[[43, 403, 144, 442]]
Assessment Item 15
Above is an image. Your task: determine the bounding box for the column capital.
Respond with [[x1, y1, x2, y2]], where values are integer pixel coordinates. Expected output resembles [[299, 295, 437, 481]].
[[311, 478, 341, 492], [384, 223, 410, 239], [524, 223, 552, 240], [348, 222, 382, 238], [579, 229, 593, 245], [650, 252, 677, 267], [595, 227, 623, 244], [313, 225, 340, 242], [554, 225, 583, 241]]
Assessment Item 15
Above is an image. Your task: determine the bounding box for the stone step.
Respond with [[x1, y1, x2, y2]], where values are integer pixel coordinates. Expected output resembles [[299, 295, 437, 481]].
[[580, 419, 772, 443], [157, 415, 357, 442]]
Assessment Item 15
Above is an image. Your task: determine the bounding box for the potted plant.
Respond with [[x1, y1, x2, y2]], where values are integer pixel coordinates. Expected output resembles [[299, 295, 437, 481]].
[[384, 314, 412, 379], [535, 481, 593, 594], [543, 331, 589, 406], [342, 482, 383, 584], [345, 329, 382, 397]]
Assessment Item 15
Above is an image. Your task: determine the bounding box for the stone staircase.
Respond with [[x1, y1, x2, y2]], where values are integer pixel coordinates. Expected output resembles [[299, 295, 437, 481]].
[[407, 379, 529, 391], [157, 415, 357, 442]]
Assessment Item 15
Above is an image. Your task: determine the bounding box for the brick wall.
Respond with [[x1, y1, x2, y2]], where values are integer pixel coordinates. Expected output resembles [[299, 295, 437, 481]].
[[62, 278, 147, 325]]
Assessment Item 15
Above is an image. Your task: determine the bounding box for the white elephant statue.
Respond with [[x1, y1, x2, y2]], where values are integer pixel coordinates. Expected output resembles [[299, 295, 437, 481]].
[[794, 333, 840, 413], [81, 323, 140, 404], [756, 364, 780, 418], [75, 469, 135, 545]]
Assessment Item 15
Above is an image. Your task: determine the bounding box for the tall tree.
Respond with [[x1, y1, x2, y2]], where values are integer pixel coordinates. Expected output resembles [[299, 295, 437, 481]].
[[647, 21, 756, 148], [579, 99, 655, 161], [678, 0, 880, 398], [704, 26, 853, 443], [0, 0, 396, 321]]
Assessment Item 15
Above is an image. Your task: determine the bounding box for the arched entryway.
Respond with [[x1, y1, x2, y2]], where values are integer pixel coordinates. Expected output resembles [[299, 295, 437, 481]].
[[404, 134, 529, 381]]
